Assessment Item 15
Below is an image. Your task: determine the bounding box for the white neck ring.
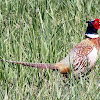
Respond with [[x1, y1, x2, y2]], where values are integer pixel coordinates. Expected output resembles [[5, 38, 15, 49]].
[[85, 34, 99, 38]]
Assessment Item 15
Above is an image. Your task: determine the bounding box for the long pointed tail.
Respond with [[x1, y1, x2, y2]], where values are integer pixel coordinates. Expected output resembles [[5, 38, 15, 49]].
[[0, 59, 57, 70]]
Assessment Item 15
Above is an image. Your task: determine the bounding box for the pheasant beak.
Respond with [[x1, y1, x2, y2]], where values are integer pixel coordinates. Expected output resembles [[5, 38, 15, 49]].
[[86, 21, 90, 23]]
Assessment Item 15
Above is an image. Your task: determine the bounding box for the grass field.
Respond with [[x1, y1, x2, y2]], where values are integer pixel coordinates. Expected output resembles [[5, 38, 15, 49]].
[[0, 0, 100, 100]]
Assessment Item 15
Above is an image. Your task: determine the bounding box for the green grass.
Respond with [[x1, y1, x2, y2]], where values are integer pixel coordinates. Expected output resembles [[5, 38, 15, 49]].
[[0, 0, 100, 99]]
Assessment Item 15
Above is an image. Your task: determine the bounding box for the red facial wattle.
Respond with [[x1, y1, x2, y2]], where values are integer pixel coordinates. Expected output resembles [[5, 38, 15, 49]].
[[92, 18, 100, 30]]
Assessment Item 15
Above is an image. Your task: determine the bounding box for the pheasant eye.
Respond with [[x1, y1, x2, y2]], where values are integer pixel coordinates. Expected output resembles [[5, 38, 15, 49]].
[[91, 18, 100, 29], [95, 21, 97, 23]]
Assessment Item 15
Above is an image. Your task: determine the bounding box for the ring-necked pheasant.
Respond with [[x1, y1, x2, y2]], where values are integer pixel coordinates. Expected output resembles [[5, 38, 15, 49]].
[[0, 18, 100, 75]]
